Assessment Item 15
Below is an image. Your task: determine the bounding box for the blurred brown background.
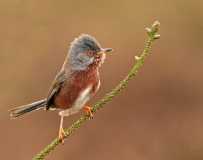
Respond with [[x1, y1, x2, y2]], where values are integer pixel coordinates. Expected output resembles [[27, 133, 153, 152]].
[[1, 0, 203, 159]]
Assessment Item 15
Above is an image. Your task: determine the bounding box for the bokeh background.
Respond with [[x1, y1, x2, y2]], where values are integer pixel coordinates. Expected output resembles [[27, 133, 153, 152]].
[[1, 0, 203, 159]]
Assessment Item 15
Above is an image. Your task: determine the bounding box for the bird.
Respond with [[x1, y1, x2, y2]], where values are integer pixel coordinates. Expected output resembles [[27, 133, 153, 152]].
[[9, 34, 113, 142]]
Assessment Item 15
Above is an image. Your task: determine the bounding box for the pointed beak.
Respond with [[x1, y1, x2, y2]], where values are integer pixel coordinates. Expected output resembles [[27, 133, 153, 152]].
[[100, 48, 113, 54], [102, 48, 113, 53]]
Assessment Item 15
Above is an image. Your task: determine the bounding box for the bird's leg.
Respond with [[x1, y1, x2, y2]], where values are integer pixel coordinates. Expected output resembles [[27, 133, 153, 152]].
[[83, 105, 93, 118], [58, 109, 79, 143], [58, 114, 65, 143]]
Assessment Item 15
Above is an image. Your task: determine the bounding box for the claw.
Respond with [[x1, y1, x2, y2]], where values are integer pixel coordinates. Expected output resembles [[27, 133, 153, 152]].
[[58, 127, 65, 143], [83, 106, 93, 119]]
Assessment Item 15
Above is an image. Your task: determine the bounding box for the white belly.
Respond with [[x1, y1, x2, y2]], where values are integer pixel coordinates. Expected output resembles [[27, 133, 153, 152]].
[[72, 85, 92, 110]]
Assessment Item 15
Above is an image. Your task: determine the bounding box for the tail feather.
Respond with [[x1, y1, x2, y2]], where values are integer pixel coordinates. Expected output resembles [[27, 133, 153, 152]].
[[9, 99, 47, 118]]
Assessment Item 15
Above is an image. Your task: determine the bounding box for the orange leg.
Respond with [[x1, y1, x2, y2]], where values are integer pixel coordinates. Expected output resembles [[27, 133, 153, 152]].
[[83, 106, 93, 118]]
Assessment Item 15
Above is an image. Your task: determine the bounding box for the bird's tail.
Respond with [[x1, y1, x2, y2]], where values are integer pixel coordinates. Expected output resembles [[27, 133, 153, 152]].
[[9, 99, 47, 118]]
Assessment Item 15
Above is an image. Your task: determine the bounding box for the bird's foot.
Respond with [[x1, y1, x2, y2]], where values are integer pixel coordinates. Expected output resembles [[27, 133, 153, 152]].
[[84, 106, 93, 119], [58, 127, 66, 144]]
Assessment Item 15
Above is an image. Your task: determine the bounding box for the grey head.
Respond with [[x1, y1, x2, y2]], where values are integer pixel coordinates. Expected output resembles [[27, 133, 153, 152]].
[[67, 34, 112, 71]]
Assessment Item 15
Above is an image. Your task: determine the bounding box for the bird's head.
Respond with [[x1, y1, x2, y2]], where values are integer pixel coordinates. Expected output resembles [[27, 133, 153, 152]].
[[68, 34, 113, 70]]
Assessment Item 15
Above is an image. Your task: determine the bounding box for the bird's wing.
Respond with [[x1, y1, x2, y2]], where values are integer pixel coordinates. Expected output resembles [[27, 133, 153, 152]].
[[46, 69, 66, 110]]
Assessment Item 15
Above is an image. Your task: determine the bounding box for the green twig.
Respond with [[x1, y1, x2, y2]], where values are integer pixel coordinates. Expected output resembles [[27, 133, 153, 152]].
[[32, 21, 160, 160]]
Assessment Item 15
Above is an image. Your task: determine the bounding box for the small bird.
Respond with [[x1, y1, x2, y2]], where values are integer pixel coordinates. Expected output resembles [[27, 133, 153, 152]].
[[9, 34, 113, 142]]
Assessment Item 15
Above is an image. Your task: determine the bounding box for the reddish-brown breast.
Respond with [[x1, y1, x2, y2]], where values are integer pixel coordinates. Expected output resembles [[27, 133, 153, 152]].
[[53, 67, 100, 109]]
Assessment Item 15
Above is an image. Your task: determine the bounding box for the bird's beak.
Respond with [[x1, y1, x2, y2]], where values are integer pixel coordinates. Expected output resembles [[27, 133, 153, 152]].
[[98, 48, 113, 55], [102, 48, 113, 53]]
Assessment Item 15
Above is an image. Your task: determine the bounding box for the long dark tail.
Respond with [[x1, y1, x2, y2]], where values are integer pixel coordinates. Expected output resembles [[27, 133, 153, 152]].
[[9, 99, 47, 118]]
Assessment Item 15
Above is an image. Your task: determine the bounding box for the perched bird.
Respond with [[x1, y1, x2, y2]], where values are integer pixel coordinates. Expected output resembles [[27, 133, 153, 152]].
[[9, 34, 113, 142]]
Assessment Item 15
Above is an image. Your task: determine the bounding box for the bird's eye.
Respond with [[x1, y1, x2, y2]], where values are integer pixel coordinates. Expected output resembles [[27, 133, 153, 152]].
[[86, 50, 94, 57]]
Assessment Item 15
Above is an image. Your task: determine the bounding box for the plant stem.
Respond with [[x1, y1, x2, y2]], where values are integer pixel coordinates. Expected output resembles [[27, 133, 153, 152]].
[[32, 21, 160, 160]]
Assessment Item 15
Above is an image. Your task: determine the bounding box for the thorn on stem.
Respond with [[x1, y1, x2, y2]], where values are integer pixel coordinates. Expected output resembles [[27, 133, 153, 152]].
[[135, 56, 141, 60], [152, 21, 160, 29], [153, 34, 161, 39], [145, 27, 152, 34]]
